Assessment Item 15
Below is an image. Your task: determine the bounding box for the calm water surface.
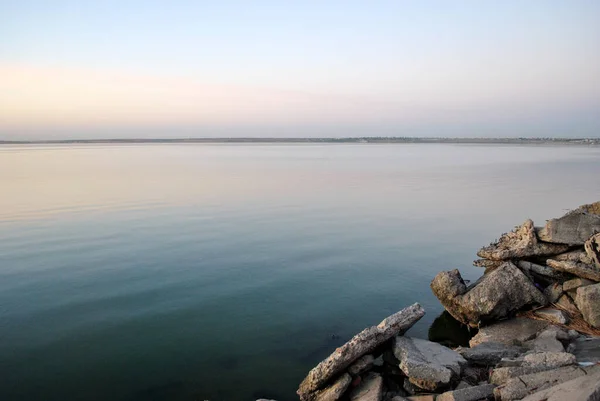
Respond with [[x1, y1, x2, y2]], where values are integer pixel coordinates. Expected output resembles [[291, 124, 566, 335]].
[[1, 143, 599, 400]]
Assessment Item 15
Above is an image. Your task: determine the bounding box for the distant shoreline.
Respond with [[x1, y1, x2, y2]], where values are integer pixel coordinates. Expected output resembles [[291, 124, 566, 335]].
[[1, 137, 599, 145]]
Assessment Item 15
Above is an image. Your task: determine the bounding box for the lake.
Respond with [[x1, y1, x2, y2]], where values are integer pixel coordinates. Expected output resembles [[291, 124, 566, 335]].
[[1, 143, 599, 401]]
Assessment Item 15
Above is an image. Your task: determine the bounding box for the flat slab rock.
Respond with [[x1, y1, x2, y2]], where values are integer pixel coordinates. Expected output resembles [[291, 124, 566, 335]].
[[458, 342, 525, 366], [311, 374, 352, 401], [436, 383, 495, 401], [393, 337, 466, 391], [469, 317, 548, 347], [570, 337, 600, 363], [297, 303, 425, 400], [533, 308, 569, 325], [520, 368, 600, 401], [537, 201, 600, 245], [431, 263, 547, 328], [477, 219, 569, 260], [546, 259, 600, 282], [494, 365, 600, 401]]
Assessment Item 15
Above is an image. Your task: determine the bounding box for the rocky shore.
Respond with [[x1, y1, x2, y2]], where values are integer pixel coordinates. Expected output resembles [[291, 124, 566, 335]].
[[261, 201, 600, 401]]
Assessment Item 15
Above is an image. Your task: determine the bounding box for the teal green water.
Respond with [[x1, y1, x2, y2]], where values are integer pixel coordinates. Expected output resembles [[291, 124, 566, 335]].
[[1, 143, 599, 400]]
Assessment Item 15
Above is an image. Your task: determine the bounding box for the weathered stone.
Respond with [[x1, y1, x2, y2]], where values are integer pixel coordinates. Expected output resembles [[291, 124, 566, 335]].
[[348, 355, 375, 376], [431, 263, 547, 328], [533, 308, 569, 324], [556, 294, 579, 314], [553, 249, 594, 264], [477, 219, 569, 260], [570, 337, 600, 363], [349, 372, 383, 401], [547, 258, 600, 282], [393, 337, 466, 391], [520, 368, 600, 401], [585, 233, 600, 268], [537, 202, 600, 245], [458, 342, 525, 366], [490, 366, 545, 385], [522, 351, 576, 368], [526, 328, 565, 352], [472, 259, 503, 269], [405, 396, 435, 401], [402, 378, 424, 395], [575, 283, 600, 328], [469, 318, 548, 347], [297, 304, 425, 400], [436, 383, 495, 401], [494, 365, 600, 401], [543, 283, 564, 303], [311, 374, 352, 401], [454, 381, 471, 390], [564, 278, 596, 293], [460, 365, 489, 385], [517, 261, 571, 281]]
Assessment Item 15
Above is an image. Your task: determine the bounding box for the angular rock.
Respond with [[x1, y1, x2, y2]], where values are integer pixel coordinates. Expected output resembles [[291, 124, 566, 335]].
[[490, 366, 546, 386], [477, 219, 569, 260], [553, 249, 594, 264], [575, 283, 600, 328], [469, 318, 548, 347], [349, 372, 383, 401], [458, 342, 525, 366], [570, 337, 600, 363], [494, 365, 600, 401], [460, 365, 489, 385], [348, 355, 375, 376], [517, 261, 571, 282], [533, 308, 569, 325], [311, 373, 352, 401], [526, 328, 565, 352], [543, 283, 564, 304], [297, 303, 425, 400], [564, 278, 596, 293], [405, 396, 435, 401], [585, 233, 600, 268], [436, 383, 495, 401], [556, 294, 579, 314], [393, 337, 466, 391], [454, 381, 472, 390], [520, 368, 600, 401], [547, 258, 600, 282], [431, 263, 547, 328], [522, 352, 576, 368], [537, 202, 600, 245], [472, 259, 503, 270]]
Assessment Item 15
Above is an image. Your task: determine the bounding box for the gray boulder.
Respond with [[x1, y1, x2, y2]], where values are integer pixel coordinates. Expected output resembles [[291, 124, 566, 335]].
[[435, 383, 495, 401], [537, 201, 600, 245], [525, 327, 566, 352], [522, 351, 576, 368], [520, 368, 600, 401], [585, 233, 600, 268], [570, 337, 600, 363], [431, 263, 547, 328], [393, 337, 466, 391], [494, 365, 600, 401], [469, 317, 548, 347], [575, 283, 600, 328], [349, 372, 383, 401], [477, 219, 568, 260], [297, 303, 425, 400], [546, 259, 600, 282]]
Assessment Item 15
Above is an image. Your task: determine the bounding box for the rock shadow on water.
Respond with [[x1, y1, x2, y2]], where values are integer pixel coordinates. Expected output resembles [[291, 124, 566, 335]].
[[428, 310, 476, 347]]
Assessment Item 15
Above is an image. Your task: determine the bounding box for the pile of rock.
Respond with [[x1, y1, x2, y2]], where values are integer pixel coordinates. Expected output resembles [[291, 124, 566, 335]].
[[283, 202, 600, 401]]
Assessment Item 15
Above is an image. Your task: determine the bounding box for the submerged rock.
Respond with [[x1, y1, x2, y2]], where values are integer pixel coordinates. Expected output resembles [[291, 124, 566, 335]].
[[477, 219, 569, 260], [536, 201, 600, 245], [393, 337, 466, 391], [575, 282, 600, 328], [431, 263, 547, 328], [297, 303, 425, 401]]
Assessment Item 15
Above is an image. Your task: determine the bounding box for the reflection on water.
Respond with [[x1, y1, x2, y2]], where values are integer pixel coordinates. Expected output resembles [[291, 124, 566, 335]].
[[1, 143, 599, 401]]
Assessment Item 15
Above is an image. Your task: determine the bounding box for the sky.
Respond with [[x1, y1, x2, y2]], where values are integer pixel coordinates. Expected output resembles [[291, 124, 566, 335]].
[[1, 0, 599, 139]]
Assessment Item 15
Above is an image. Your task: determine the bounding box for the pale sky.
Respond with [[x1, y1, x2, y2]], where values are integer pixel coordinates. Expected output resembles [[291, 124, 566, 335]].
[[1, 1, 599, 139]]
